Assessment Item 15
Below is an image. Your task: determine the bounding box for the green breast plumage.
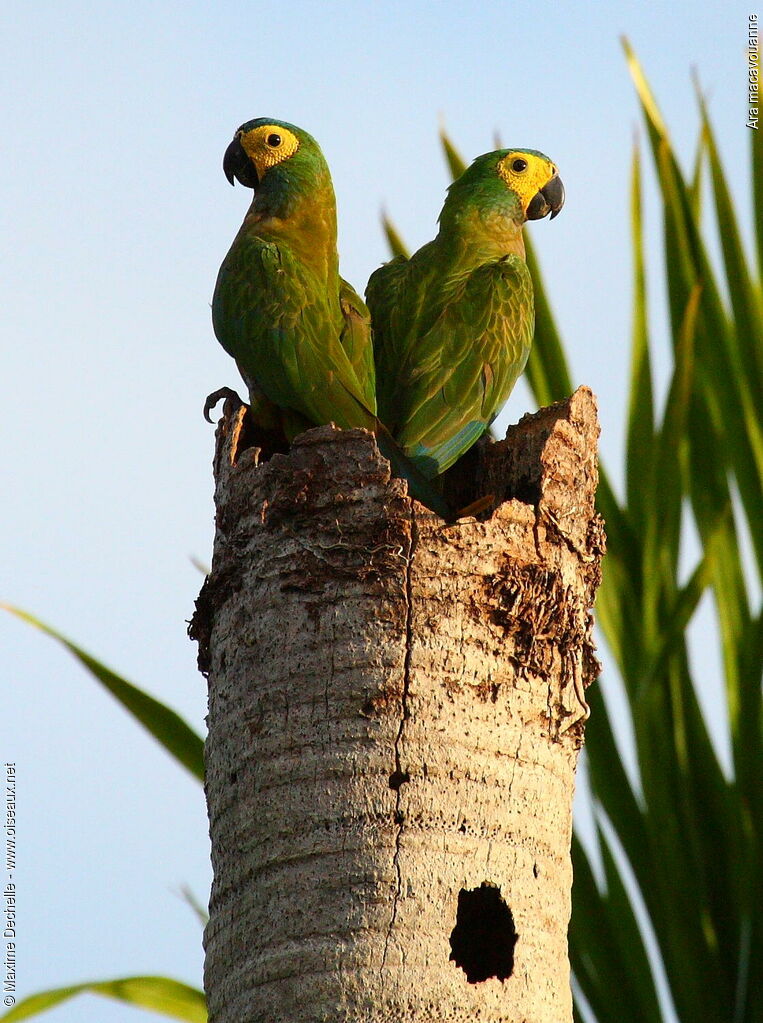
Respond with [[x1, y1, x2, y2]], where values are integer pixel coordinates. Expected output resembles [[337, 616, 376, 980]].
[[213, 219, 377, 431], [213, 117, 377, 436]]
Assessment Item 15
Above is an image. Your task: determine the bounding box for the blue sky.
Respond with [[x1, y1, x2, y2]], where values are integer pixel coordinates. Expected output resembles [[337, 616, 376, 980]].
[[1, 2, 751, 1019]]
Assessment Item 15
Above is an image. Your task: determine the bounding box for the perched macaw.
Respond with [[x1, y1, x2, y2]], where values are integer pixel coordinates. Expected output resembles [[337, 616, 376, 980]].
[[212, 118, 377, 437], [211, 117, 463, 519], [367, 148, 564, 478]]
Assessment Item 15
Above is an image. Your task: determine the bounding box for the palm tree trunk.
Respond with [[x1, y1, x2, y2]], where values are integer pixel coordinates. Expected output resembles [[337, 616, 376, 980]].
[[191, 387, 603, 1023]]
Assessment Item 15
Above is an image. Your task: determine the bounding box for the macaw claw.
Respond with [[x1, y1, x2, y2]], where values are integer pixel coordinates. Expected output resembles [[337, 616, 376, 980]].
[[204, 386, 246, 424]]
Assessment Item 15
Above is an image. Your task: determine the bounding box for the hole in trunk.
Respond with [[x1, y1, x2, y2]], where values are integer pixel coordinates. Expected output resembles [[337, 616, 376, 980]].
[[233, 404, 290, 462], [449, 881, 517, 983]]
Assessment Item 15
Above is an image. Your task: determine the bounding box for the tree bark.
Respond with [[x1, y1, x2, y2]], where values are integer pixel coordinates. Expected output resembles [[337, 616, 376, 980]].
[[191, 387, 604, 1023]]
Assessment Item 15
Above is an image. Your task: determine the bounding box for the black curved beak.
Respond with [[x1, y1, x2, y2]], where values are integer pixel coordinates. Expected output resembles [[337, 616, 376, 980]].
[[526, 172, 565, 221], [223, 134, 259, 189]]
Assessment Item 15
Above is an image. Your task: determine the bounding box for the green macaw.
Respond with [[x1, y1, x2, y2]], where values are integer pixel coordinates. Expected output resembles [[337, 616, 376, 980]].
[[211, 117, 462, 520], [212, 118, 377, 437], [367, 148, 564, 478]]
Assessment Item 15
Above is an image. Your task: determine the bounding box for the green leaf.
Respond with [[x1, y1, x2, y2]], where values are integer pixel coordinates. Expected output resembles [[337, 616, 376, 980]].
[[683, 405, 753, 785], [734, 607, 763, 837], [598, 818, 664, 1020], [2, 605, 204, 782], [697, 88, 763, 409], [624, 139, 655, 532], [622, 38, 669, 139], [593, 472, 644, 681], [574, 46, 763, 1022], [688, 115, 707, 222], [579, 686, 648, 876], [639, 284, 700, 640], [634, 660, 731, 1020], [438, 127, 467, 180], [523, 234, 574, 406], [380, 212, 410, 260], [626, 41, 763, 579], [571, 824, 662, 1023], [178, 884, 210, 927], [570, 835, 626, 1023], [635, 550, 711, 699], [0, 977, 206, 1022]]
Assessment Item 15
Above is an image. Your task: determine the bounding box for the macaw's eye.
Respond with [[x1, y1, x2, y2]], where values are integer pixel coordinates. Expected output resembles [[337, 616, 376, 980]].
[[267, 133, 282, 148], [512, 158, 528, 172]]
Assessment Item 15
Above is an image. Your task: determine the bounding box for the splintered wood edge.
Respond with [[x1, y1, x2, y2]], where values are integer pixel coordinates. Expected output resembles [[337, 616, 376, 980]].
[[209, 388, 600, 526]]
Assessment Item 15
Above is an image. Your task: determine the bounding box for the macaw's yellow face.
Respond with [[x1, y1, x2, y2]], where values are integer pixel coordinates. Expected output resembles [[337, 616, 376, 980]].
[[497, 151, 564, 220], [223, 121, 303, 189], [238, 123, 301, 179]]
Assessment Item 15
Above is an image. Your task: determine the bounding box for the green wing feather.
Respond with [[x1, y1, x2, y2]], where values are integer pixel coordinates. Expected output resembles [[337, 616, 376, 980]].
[[370, 254, 534, 478], [338, 277, 376, 407], [366, 253, 414, 423], [405, 257, 534, 476], [213, 231, 376, 430]]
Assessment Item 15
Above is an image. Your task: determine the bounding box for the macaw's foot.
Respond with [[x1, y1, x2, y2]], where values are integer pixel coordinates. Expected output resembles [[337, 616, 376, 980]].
[[204, 387, 246, 424], [204, 387, 292, 460]]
